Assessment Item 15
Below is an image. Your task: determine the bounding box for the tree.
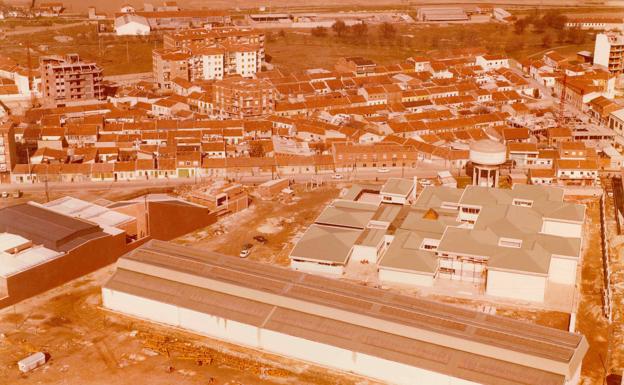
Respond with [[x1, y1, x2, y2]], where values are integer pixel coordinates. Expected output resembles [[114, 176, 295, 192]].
[[311, 26, 327, 37], [514, 18, 528, 34], [350, 23, 368, 43], [331, 20, 348, 37], [542, 34, 552, 48], [379, 22, 396, 40], [278, 29, 286, 38], [542, 10, 567, 30]]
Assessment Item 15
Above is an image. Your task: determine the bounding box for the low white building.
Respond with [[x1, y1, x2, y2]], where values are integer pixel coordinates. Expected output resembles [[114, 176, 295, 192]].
[[115, 15, 151, 36], [103, 240, 589, 385]]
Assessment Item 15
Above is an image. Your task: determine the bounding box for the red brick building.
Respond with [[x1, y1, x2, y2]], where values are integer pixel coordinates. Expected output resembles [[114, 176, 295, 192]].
[[213, 77, 275, 118], [40, 54, 104, 106]]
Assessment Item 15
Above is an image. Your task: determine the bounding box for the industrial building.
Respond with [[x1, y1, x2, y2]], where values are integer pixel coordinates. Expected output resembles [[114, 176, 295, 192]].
[[416, 8, 468, 22], [103, 239, 588, 385], [289, 178, 585, 303]]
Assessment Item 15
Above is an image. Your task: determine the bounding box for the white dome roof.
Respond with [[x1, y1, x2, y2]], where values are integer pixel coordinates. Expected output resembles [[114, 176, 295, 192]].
[[469, 139, 506, 165]]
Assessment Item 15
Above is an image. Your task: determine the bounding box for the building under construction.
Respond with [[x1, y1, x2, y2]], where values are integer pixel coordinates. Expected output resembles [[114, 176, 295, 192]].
[[103, 240, 588, 385], [39, 54, 104, 106]]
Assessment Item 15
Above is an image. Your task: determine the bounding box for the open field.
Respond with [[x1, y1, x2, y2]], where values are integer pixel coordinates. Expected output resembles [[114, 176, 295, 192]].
[[0, 23, 156, 75], [3, 0, 612, 13], [266, 22, 594, 72]]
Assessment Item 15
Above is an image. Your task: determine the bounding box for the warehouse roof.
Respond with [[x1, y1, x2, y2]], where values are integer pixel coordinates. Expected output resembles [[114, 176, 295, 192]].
[[0, 203, 108, 252], [314, 201, 377, 229], [380, 178, 414, 196], [105, 240, 588, 385], [289, 224, 361, 264]]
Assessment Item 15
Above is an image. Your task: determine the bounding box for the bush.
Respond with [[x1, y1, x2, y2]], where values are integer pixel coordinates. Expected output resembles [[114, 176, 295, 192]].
[[311, 26, 327, 37]]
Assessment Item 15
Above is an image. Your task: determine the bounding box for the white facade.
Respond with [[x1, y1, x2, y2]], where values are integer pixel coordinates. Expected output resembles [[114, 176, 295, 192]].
[[115, 15, 151, 36], [486, 269, 547, 302], [290, 259, 343, 276], [234, 50, 259, 78], [201, 53, 225, 80], [548, 256, 578, 285], [378, 268, 435, 287], [102, 287, 481, 385]]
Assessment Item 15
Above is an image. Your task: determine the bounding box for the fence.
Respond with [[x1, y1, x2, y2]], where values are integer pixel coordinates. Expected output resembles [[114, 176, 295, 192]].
[[600, 192, 613, 323]]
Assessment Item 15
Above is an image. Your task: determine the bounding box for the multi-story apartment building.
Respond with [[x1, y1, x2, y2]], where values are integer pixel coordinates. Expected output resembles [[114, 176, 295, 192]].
[[0, 122, 16, 182], [152, 49, 191, 90], [594, 32, 624, 76], [40, 54, 104, 106], [153, 43, 264, 88], [212, 77, 275, 118]]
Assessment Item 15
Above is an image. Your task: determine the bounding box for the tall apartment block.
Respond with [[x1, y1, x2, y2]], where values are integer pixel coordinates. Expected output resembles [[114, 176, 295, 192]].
[[0, 122, 16, 183], [40, 54, 104, 106], [213, 77, 275, 118], [594, 32, 624, 76]]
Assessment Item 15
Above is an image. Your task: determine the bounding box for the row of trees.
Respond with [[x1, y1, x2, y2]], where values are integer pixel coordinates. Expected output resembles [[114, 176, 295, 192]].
[[514, 10, 568, 34], [310, 21, 398, 41]]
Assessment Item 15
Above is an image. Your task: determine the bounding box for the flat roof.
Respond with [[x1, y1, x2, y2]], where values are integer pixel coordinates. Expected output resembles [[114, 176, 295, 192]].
[[105, 240, 588, 385], [43, 197, 135, 229], [0, 233, 64, 278]]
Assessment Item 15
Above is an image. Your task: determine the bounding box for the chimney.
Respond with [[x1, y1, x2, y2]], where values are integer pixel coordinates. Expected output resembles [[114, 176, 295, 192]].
[[412, 175, 417, 201]]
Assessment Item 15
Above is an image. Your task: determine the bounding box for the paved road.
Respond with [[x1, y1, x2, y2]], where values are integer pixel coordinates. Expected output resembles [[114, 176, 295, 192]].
[[3, 21, 93, 36], [0, 167, 452, 193]]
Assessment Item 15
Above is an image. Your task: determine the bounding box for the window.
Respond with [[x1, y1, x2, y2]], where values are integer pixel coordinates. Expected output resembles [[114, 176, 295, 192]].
[[499, 238, 522, 248], [512, 198, 533, 207]]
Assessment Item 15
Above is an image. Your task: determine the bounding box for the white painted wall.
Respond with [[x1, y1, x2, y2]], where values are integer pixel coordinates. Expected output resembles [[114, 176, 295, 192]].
[[548, 256, 578, 285], [103, 287, 483, 385], [486, 270, 546, 302], [290, 260, 343, 276], [541, 220, 582, 238], [593, 33, 611, 69], [379, 268, 434, 287], [350, 245, 379, 263]]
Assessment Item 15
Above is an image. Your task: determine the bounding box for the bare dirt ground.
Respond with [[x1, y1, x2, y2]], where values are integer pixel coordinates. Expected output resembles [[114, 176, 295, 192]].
[[177, 183, 342, 266], [574, 198, 611, 385], [603, 182, 624, 380]]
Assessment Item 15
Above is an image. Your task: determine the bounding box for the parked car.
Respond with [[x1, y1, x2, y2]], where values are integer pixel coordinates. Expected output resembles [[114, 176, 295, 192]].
[[12, 190, 21, 198], [1, 191, 8, 198], [239, 243, 253, 258], [332, 174, 343, 179], [253, 235, 268, 244], [419, 179, 433, 187], [377, 168, 390, 173]]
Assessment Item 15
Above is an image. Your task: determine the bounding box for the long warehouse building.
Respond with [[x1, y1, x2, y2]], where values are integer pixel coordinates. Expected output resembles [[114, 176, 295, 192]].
[[102, 240, 588, 385]]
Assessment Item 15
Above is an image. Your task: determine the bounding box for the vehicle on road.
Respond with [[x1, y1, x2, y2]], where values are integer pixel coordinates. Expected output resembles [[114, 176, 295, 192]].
[[377, 168, 390, 173], [239, 243, 253, 258], [12, 190, 21, 198], [332, 174, 343, 179], [1, 191, 8, 198]]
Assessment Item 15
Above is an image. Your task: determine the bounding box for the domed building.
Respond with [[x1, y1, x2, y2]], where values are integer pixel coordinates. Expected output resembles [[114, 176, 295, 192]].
[[469, 139, 506, 187]]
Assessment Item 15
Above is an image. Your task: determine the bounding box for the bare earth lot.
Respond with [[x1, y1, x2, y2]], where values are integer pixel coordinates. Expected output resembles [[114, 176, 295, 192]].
[[0, 183, 610, 384]]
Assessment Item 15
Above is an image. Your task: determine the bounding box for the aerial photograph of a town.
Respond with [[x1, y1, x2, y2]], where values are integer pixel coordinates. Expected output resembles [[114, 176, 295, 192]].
[[1, 0, 624, 384]]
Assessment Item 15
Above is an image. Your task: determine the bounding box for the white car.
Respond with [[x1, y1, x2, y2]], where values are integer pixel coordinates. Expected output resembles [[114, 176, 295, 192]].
[[377, 168, 390, 173], [332, 174, 343, 179], [239, 244, 252, 258], [419, 179, 433, 186]]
